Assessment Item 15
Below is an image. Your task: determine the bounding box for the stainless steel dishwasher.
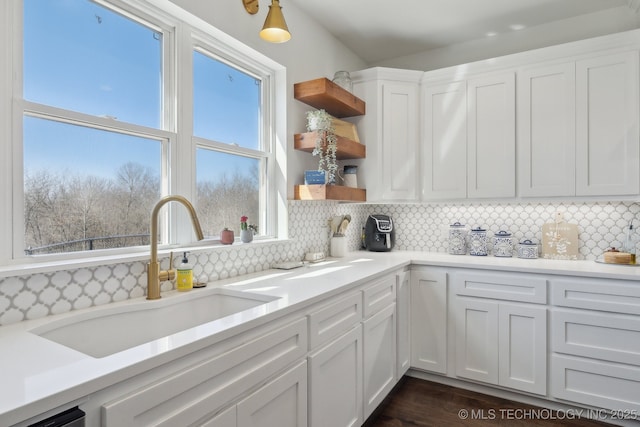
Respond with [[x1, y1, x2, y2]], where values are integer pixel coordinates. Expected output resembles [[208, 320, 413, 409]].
[[27, 407, 85, 427]]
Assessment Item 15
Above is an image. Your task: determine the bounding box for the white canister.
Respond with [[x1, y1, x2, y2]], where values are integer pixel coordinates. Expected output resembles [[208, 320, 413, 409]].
[[331, 235, 346, 257], [469, 227, 488, 256], [518, 240, 539, 259], [342, 165, 358, 188], [448, 222, 468, 255], [493, 230, 513, 257]]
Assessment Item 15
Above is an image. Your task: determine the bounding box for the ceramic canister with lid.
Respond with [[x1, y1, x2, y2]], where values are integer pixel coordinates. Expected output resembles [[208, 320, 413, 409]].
[[469, 227, 488, 256], [448, 222, 468, 255], [518, 239, 539, 259], [493, 230, 513, 257]]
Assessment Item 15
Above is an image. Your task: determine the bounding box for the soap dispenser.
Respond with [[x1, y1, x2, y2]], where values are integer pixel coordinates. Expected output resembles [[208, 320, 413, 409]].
[[176, 252, 193, 291]]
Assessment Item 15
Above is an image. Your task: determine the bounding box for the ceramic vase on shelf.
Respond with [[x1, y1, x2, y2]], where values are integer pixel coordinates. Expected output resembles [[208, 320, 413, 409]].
[[220, 229, 234, 245], [332, 71, 353, 93], [240, 230, 253, 243]]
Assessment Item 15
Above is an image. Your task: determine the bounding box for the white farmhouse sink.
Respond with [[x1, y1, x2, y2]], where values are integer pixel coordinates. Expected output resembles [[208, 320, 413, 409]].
[[30, 288, 279, 358]]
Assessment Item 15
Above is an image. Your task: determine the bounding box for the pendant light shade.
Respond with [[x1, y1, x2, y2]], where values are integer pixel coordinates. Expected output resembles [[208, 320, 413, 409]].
[[259, 0, 291, 43]]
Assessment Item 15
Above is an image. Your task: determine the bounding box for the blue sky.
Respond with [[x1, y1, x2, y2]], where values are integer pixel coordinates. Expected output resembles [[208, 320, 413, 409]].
[[23, 0, 260, 183]]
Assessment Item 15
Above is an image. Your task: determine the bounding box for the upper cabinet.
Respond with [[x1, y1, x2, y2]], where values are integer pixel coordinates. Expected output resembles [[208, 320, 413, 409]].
[[518, 50, 640, 198], [422, 72, 515, 200], [352, 68, 422, 202]]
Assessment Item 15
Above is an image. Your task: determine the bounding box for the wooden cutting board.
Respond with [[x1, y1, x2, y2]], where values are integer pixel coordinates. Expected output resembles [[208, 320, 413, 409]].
[[541, 213, 579, 260]]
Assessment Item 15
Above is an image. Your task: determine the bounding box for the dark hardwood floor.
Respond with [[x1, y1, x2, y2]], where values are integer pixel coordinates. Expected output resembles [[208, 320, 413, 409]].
[[363, 377, 612, 427]]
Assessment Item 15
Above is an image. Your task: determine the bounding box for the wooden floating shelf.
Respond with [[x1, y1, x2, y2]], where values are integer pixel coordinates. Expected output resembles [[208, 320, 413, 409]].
[[294, 78, 366, 118], [294, 185, 366, 202], [294, 132, 365, 160]]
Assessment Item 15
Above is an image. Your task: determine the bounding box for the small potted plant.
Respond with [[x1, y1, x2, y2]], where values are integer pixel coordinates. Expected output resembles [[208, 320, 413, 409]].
[[220, 227, 234, 245], [306, 109, 338, 184], [240, 216, 257, 243]]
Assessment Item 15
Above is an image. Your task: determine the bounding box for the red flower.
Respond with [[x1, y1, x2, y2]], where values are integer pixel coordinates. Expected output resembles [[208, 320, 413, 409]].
[[241, 216, 248, 223]]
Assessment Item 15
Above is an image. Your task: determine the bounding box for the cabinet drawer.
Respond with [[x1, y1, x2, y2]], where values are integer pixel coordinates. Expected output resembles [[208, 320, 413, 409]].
[[552, 309, 640, 366], [363, 275, 396, 318], [308, 291, 362, 349], [102, 317, 308, 427], [453, 270, 547, 304], [550, 277, 640, 315], [551, 354, 640, 412]]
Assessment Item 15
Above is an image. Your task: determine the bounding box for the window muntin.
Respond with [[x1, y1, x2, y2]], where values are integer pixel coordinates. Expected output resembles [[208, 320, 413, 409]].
[[193, 50, 261, 150], [23, 0, 163, 129]]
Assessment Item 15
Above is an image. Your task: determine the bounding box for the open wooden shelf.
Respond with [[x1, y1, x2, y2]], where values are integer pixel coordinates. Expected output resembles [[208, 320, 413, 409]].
[[294, 132, 366, 160], [294, 78, 365, 118], [294, 185, 366, 202]]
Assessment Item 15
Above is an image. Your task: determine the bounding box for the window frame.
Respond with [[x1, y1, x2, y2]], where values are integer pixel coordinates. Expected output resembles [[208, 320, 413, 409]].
[[2, 0, 286, 268]]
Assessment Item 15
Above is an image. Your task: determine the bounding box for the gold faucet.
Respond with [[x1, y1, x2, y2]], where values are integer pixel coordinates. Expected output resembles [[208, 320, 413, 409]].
[[147, 195, 205, 300]]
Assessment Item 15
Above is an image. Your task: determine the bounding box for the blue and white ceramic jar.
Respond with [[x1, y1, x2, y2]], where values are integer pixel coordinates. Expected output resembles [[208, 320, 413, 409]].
[[469, 227, 488, 256], [448, 222, 468, 255], [518, 239, 539, 259], [493, 230, 513, 257]]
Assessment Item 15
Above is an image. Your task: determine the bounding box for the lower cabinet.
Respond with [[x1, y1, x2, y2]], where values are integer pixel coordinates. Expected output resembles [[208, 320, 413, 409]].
[[363, 303, 396, 419], [410, 268, 447, 374], [308, 326, 363, 427], [396, 270, 411, 378], [236, 361, 308, 427]]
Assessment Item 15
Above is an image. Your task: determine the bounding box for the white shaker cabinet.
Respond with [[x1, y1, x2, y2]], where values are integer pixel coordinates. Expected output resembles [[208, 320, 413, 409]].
[[422, 72, 515, 200], [452, 270, 547, 396], [410, 268, 447, 374], [466, 72, 515, 198], [518, 62, 576, 197], [396, 269, 411, 378], [575, 51, 640, 196], [351, 68, 422, 202], [519, 51, 640, 198], [422, 81, 467, 199]]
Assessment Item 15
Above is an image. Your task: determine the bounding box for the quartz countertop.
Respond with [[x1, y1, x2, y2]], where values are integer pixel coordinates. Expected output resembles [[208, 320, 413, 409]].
[[1, 250, 639, 425]]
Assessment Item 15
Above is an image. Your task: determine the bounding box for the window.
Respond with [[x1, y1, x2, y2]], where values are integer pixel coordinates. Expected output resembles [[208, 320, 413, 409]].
[[9, 0, 282, 262]]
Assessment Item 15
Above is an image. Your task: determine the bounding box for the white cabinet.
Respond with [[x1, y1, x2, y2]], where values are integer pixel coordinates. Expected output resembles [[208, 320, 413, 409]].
[[362, 275, 397, 419], [396, 270, 411, 378], [410, 268, 447, 374], [352, 68, 422, 202], [452, 270, 547, 396], [237, 361, 307, 427], [422, 81, 467, 199], [308, 326, 363, 427], [518, 51, 640, 198], [422, 72, 515, 200], [576, 51, 640, 196], [517, 62, 576, 197], [101, 318, 308, 427], [467, 73, 515, 198], [550, 276, 640, 412]]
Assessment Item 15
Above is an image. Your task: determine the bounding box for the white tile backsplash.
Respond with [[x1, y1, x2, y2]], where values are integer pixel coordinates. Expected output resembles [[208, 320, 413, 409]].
[[0, 199, 638, 326]]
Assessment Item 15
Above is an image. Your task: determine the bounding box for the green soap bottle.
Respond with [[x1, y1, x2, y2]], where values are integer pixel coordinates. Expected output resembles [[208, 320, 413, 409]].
[[176, 252, 193, 291]]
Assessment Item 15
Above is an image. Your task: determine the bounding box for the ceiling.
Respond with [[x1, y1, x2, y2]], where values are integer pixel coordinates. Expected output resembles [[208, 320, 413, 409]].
[[287, 0, 632, 64]]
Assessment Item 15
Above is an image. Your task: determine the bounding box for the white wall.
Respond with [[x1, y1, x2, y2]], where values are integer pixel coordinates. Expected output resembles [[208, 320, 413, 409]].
[[167, 0, 368, 196], [374, 6, 640, 71]]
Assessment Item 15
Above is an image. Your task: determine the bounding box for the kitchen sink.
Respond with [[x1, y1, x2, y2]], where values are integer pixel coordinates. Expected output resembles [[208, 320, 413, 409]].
[[30, 288, 279, 358]]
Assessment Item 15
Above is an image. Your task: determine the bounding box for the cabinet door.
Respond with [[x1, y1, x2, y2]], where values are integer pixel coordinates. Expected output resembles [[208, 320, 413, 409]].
[[518, 62, 576, 197], [423, 81, 467, 199], [308, 325, 363, 427], [498, 304, 547, 395], [380, 82, 420, 201], [454, 298, 499, 384], [200, 405, 236, 427], [576, 51, 640, 196], [237, 361, 307, 427], [467, 72, 515, 198], [410, 269, 447, 374], [363, 303, 396, 419], [396, 270, 411, 378]]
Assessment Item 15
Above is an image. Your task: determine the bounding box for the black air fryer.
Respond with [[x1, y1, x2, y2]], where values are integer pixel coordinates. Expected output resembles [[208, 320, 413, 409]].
[[364, 214, 395, 252]]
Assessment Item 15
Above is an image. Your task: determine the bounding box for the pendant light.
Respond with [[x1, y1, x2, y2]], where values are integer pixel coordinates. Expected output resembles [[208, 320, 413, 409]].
[[243, 0, 291, 43]]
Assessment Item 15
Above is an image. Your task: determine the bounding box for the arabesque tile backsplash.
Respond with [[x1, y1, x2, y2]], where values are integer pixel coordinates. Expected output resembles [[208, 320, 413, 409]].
[[1, 200, 639, 326]]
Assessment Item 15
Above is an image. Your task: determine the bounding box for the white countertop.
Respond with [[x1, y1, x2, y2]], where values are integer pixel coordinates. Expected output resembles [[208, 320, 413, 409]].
[[1, 250, 639, 425]]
